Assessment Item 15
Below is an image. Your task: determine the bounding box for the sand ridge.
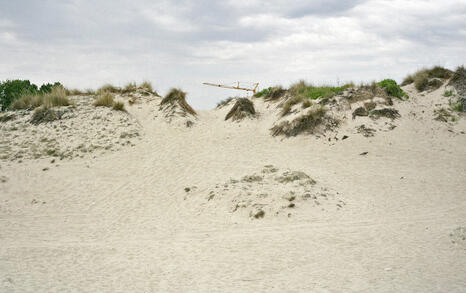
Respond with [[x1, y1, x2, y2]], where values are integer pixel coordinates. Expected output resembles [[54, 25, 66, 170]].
[[0, 81, 465, 292]]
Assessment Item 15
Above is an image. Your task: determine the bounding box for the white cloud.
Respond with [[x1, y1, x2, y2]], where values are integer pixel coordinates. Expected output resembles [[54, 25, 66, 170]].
[[0, 0, 464, 109]]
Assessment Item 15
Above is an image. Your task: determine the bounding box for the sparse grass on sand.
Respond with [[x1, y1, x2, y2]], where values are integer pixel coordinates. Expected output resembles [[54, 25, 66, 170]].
[[161, 88, 196, 116], [97, 84, 120, 95], [11, 86, 72, 110], [402, 66, 453, 91], [93, 93, 126, 111], [271, 106, 335, 136], [140, 81, 153, 93]]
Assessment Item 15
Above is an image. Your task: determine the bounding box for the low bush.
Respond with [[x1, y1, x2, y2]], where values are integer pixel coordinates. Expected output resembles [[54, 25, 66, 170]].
[[377, 79, 408, 99]]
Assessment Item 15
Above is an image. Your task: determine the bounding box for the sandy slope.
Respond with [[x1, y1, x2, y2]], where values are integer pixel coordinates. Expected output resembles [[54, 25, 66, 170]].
[[0, 85, 465, 292]]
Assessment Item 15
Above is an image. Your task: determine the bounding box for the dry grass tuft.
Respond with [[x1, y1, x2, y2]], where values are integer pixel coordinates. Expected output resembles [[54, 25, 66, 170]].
[[161, 88, 197, 116], [93, 92, 115, 107], [140, 81, 153, 93], [97, 84, 120, 95], [11, 86, 72, 110], [123, 82, 137, 93], [225, 98, 256, 121], [403, 66, 454, 91], [112, 101, 126, 111]]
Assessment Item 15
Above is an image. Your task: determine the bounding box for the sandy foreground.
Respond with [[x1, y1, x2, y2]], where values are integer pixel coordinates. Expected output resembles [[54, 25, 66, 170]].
[[0, 84, 465, 292]]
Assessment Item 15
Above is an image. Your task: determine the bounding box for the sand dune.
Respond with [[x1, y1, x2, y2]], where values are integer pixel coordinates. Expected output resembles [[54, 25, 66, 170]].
[[0, 78, 465, 292]]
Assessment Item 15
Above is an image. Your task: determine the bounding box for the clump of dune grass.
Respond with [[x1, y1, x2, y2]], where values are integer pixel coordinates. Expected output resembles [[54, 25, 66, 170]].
[[216, 97, 234, 108], [271, 106, 335, 136], [140, 81, 153, 93], [112, 101, 125, 111], [97, 84, 120, 95], [11, 86, 72, 110], [447, 66, 465, 96], [225, 98, 255, 121], [93, 92, 126, 111], [93, 92, 115, 107], [281, 95, 305, 116], [402, 66, 454, 91], [123, 82, 137, 93], [161, 88, 196, 116]]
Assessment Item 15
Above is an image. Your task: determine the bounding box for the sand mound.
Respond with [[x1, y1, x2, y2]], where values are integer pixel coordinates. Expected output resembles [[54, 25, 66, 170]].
[[271, 106, 339, 137], [225, 98, 256, 121], [186, 165, 343, 220], [0, 95, 141, 161]]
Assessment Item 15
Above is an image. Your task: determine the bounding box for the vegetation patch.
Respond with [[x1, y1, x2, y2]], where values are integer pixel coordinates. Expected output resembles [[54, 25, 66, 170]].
[[30, 106, 66, 125], [271, 106, 336, 136], [0, 80, 64, 110], [369, 108, 400, 120], [11, 86, 72, 110], [434, 108, 454, 122], [0, 113, 16, 122], [112, 101, 126, 111], [225, 98, 256, 121], [447, 66, 465, 96], [93, 92, 115, 107], [402, 66, 453, 91], [161, 88, 197, 116], [289, 80, 349, 100], [377, 79, 408, 99], [255, 86, 286, 100]]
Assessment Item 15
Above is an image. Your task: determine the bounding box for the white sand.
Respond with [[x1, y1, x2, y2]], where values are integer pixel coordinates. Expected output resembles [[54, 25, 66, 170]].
[[0, 84, 465, 292]]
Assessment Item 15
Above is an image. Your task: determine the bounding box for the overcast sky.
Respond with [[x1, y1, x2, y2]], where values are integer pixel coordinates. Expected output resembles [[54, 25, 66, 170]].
[[1, 0, 465, 109]]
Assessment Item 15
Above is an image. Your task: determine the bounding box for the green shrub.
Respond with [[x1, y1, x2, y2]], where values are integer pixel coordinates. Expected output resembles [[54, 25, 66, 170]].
[[377, 79, 408, 99], [216, 97, 234, 108], [0, 80, 38, 110], [39, 82, 62, 94]]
